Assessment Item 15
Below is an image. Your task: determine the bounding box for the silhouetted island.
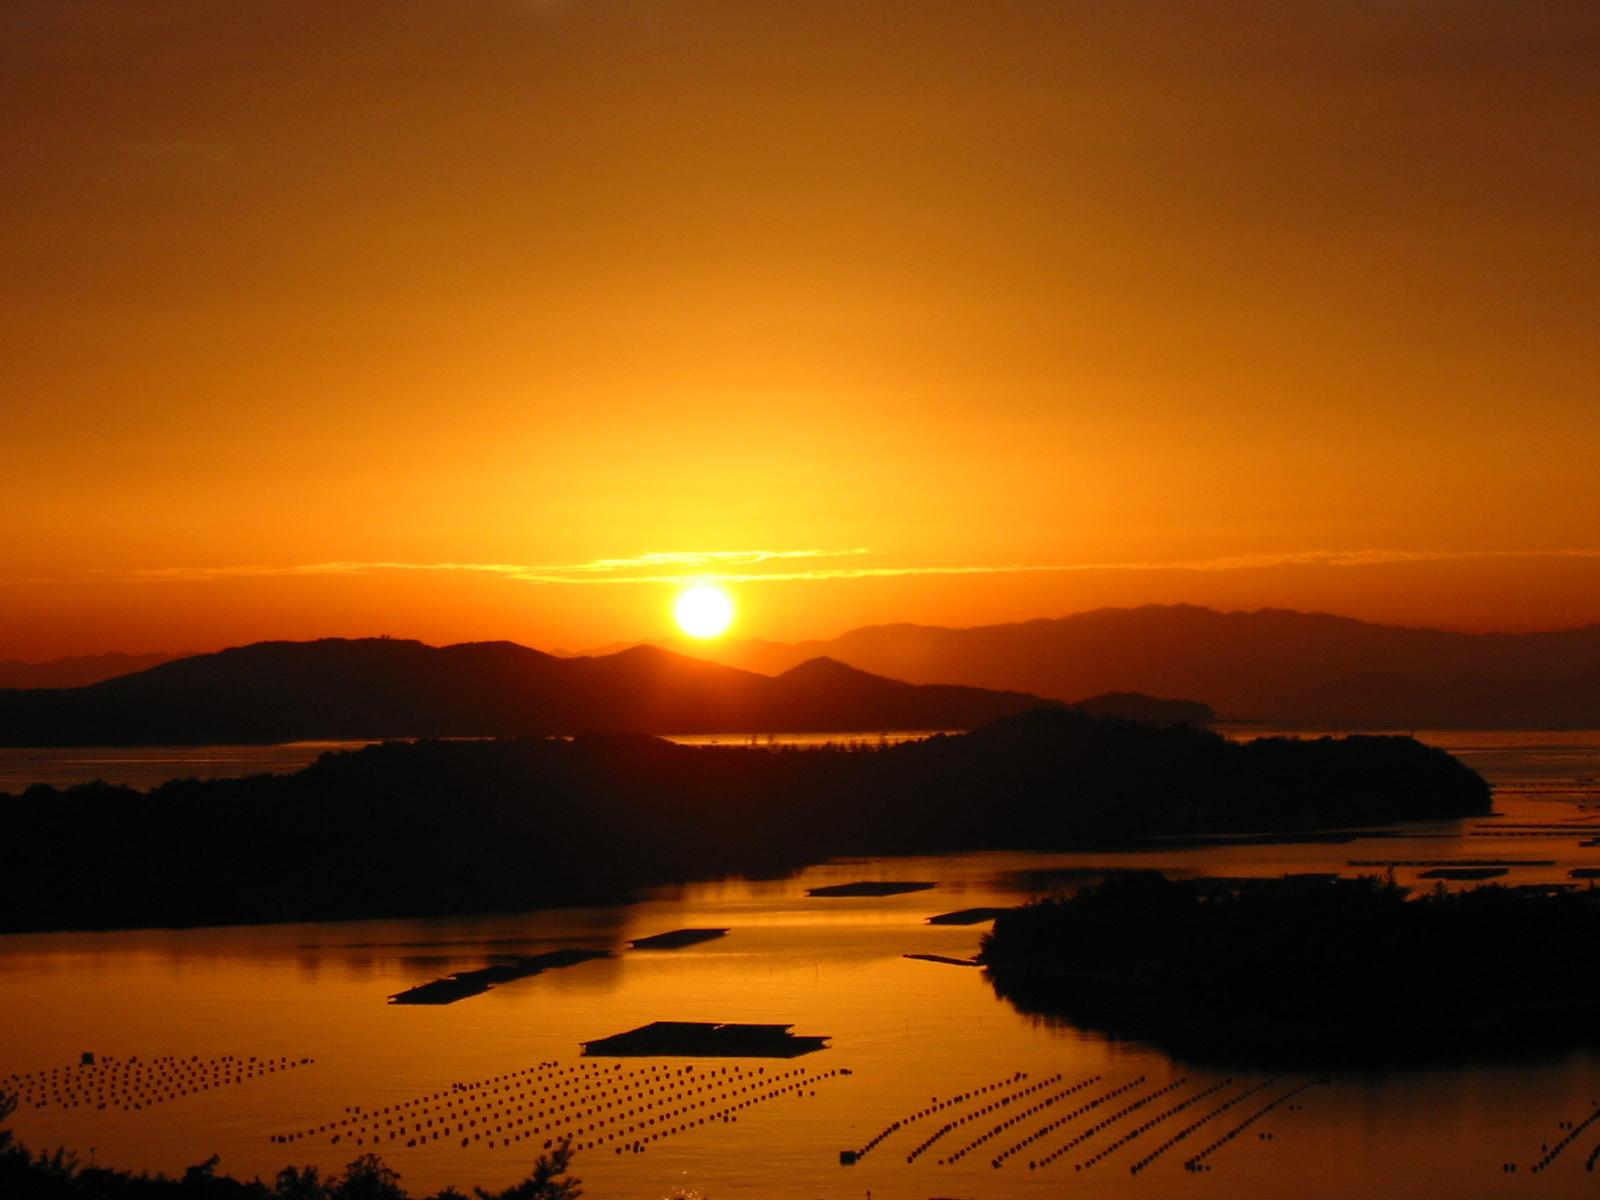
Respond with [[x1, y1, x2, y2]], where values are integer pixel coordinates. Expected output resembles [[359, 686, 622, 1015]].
[[0, 708, 1489, 934], [979, 873, 1600, 1065]]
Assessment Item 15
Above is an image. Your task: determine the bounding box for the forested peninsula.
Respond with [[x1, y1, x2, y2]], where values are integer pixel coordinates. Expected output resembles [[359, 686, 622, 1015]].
[[0, 709, 1489, 933]]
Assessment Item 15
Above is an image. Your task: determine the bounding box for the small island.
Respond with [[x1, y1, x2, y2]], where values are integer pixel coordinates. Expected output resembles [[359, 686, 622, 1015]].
[[979, 872, 1600, 1065]]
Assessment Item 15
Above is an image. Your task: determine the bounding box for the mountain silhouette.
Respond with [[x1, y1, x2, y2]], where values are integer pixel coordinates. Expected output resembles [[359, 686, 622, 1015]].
[[0, 651, 178, 689], [646, 605, 1600, 726], [0, 637, 1060, 746]]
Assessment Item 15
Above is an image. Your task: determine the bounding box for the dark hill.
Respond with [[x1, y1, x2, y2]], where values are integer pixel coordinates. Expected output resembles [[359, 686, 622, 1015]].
[[765, 656, 1056, 730], [1068, 691, 1214, 725], [0, 637, 1055, 746]]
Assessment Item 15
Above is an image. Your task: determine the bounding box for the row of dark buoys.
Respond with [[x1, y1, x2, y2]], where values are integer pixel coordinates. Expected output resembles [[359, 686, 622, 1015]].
[[1528, 1098, 1600, 1173], [1129, 1080, 1272, 1174], [9, 1055, 311, 1112], [981, 1076, 1119, 1168], [1029, 1077, 1185, 1170], [276, 1060, 847, 1159], [275, 1061, 571, 1143], [980, 1075, 1145, 1170], [1076, 1077, 1231, 1172], [840, 1070, 1027, 1164], [1182, 1078, 1326, 1172], [937, 1075, 1094, 1165], [480, 1063, 844, 1157], [905, 1072, 1076, 1163]]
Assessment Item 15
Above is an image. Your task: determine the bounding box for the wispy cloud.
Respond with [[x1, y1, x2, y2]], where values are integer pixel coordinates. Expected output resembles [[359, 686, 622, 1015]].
[[55, 544, 1600, 588], [104, 548, 873, 585]]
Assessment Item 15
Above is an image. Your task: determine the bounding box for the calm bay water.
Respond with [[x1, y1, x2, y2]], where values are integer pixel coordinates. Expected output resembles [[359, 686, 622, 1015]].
[[3, 730, 1600, 1198], [0, 742, 376, 792]]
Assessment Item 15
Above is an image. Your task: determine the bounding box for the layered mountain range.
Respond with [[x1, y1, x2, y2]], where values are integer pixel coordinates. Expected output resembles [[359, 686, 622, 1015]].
[[10, 603, 1599, 737], [0, 638, 1083, 746], [627, 605, 1600, 727], [0, 651, 178, 689]]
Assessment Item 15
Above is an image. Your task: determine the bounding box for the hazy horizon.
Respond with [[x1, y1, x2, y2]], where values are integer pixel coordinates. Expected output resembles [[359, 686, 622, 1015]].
[[9, 597, 1600, 667]]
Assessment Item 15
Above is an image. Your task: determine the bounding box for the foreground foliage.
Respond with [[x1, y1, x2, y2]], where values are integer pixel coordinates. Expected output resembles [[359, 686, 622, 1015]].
[[0, 1096, 579, 1200]]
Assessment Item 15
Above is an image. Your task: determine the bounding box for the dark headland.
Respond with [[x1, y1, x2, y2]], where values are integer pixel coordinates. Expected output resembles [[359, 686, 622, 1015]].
[[0, 708, 1487, 933]]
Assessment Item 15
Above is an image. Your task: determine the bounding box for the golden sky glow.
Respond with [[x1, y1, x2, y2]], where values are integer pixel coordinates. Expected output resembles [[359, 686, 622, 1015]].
[[2, 2, 1598, 658]]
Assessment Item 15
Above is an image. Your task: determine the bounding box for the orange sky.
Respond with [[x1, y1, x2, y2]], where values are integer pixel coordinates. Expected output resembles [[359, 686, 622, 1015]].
[[3, 1, 1598, 659]]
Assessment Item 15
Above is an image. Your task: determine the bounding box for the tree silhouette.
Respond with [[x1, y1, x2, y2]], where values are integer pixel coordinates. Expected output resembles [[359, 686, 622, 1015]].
[[471, 1140, 580, 1200]]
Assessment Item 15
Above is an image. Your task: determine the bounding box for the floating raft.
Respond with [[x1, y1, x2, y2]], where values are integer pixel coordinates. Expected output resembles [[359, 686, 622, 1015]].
[[581, 1021, 830, 1058], [1419, 867, 1509, 881], [807, 880, 936, 897], [926, 906, 1013, 925], [389, 948, 611, 1005], [1570, 868, 1600, 879], [1143, 830, 1394, 847], [903, 953, 980, 967], [1347, 859, 1555, 868], [627, 928, 729, 950], [388, 976, 493, 1005]]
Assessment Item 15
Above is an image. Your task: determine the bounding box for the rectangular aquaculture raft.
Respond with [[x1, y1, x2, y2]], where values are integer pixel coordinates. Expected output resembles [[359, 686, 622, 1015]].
[[626, 928, 729, 950], [581, 1021, 830, 1058], [806, 880, 935, 897], [389, 947, 611, 1005]]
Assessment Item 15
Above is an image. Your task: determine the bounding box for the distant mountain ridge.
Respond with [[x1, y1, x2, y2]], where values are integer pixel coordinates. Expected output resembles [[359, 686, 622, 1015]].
[[0, 638, 1062, 746], [616, 605, 1600, 727], [14, 600, 1592, 734], [0, 651, 178, 689]]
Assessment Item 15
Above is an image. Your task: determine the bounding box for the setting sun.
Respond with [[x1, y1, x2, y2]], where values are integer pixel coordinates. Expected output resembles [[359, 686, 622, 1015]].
[[674, 583, 735, 639]]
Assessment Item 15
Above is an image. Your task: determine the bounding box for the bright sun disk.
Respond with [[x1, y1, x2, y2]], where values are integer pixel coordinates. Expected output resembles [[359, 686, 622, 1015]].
[[674, 584, 735, 639]]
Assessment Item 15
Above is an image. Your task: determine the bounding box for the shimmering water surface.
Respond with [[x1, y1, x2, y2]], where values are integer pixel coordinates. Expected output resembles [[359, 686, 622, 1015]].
[[4, 729, 1600, 1199]]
